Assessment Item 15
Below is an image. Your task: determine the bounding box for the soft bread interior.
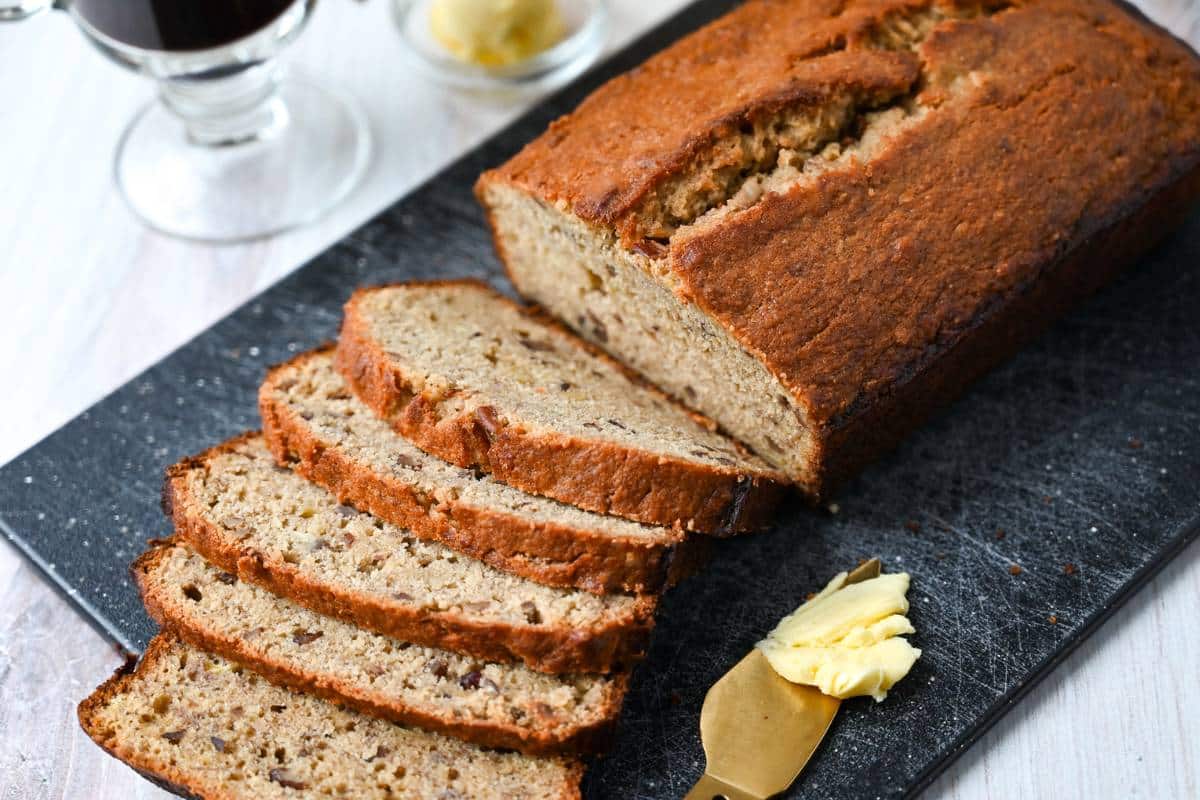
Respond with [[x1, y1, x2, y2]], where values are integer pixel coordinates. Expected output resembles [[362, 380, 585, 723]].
[[347, 282, 777, 476], [80, 637, 580, 799], [482, 182, 816, 483], [140, 544, 622, 747]]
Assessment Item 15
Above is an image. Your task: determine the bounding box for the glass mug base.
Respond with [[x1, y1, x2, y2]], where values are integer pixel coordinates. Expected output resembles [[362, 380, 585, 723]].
[[115, 74, 371, 243]]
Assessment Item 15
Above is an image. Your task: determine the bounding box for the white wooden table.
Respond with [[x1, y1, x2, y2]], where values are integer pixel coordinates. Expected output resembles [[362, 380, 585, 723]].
[[1, 1, 1197, 797]]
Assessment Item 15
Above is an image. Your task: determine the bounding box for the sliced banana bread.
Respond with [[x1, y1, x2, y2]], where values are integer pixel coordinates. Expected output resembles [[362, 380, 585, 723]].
[[335, 280, 787, 534], [78, 635, 583, 800], [135, 543, 626, 755], [257, 348, 695, 593], [477, 0, 1200, 496], [162, 434, 654, 674]]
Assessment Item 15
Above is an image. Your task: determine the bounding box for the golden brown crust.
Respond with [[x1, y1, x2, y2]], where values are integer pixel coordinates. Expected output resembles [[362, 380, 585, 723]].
[[256, 347, 696, 592], [667, 1, 1200, 494], [165, 441, 656, 674], [77, 635, 222, 800], [335, 281, 787, 534], [669, 1, 1200, 420], [811, 157, 1200, 494], [480, 0, 1200, 495], [132, 545, 627, 756], [478, 0, 934, 246]]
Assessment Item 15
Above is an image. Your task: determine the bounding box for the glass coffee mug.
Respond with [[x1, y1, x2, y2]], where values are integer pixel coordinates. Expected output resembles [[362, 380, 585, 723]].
[[1, 1, 371, 242]]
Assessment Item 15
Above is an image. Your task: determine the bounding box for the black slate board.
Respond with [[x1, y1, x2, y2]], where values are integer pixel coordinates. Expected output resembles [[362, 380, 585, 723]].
[[3, 2, 1199, 797]]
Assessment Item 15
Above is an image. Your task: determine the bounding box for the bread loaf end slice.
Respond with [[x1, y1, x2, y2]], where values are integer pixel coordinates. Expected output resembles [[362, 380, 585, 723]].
[[78, 635, 583, 800], [135, 543, 627, 755]]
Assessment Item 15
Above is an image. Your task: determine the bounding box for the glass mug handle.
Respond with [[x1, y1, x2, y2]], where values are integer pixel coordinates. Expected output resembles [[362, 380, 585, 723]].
[[0, 0, 57, 22]]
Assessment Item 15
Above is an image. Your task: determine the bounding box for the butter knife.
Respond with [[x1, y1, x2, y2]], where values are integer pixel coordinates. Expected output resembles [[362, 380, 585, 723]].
[[684, 558, 882, 800]]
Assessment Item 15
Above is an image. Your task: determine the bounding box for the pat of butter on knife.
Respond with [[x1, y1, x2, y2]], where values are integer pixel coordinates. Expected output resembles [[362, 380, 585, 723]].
[[757, 571, 921, 702]]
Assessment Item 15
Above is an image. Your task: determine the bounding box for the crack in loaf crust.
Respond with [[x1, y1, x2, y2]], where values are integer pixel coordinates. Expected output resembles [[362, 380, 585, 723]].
[[133, 544, 628, 756], [164, 435, 657, 674], [477, 0, 1200, 496], [78, 636, 584, 800], [255, 348, 701, 594], [334, 280, 787, 534]]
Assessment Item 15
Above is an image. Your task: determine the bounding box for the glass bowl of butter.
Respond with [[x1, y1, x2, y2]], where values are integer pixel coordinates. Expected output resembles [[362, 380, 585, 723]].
[[392, 0, 608, 93]]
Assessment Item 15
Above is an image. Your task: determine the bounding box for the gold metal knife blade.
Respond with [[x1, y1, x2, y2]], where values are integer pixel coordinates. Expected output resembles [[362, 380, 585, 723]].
[[684, 558, 882, 800]]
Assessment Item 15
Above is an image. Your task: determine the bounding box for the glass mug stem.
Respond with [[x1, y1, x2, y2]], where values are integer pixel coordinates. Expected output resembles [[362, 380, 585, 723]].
[[3, 0, 370, 241], [159, 62, 288, 147]]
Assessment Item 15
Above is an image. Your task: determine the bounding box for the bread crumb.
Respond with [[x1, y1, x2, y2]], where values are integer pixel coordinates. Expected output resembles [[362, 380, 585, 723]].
[[1048, 614, 1058, 624], [995, 528, 1006, 540], [1128, 437, 1143, 449], [1008, 564, 1022, 576], [904, 520, 921, 533], [1063, 563, 1077, 576]]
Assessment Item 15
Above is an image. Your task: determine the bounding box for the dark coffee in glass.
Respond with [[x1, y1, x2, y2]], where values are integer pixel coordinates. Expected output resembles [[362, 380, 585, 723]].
[[72, 0, 297, 51]]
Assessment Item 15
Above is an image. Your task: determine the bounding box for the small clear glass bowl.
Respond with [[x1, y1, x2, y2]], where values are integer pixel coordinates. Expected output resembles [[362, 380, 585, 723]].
[[392, 0, 608, 95]]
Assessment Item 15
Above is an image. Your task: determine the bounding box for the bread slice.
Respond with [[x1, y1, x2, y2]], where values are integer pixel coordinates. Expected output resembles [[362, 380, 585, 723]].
[[134, 542, 626, 755], [163, 434, 654, 674], [335, 280, 787, 534], [258, 348, 694, 593], [476, 0, 1200, 496], [79, 635, 583, 800]]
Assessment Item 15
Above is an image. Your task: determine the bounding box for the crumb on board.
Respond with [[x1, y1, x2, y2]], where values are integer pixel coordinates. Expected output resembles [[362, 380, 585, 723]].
[[1048, 614, 1058, 624], [1128, 437, 1144, 449], [1063, 563, 1077, 576], [1009, 564, 1023, 576], [995, 528, 1007, 540], [904, 520, 921, 533]]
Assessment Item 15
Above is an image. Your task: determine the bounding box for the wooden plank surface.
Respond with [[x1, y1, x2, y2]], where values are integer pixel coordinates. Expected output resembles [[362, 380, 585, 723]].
[[1, 1, 1197, 797]]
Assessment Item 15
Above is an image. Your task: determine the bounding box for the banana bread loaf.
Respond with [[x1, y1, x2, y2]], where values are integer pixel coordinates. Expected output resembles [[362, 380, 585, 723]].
[[336, 280, 786, 533], [162, 434, 655, 674], [477, 0, 1200, 496], [135, 543, 626, 755], [259, 349, 699, 593], [78, 636, 583, 799]]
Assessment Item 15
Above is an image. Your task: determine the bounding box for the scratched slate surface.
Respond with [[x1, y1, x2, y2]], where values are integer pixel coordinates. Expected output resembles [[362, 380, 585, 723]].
[[2, 1, 1199, 797]]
